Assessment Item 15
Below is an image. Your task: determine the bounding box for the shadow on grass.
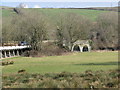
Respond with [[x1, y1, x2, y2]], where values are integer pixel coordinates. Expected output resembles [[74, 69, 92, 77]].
[[74, 62, 119, 66]]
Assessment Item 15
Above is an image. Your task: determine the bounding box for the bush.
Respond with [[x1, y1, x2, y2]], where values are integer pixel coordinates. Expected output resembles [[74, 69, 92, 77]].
[[29, 50, 39, 57], [40, 43, 67, 56], [2, 69, 119, 88], [22, 43, 68, 57], [2, 60, 14, 66], [21, 51, 30, 57]]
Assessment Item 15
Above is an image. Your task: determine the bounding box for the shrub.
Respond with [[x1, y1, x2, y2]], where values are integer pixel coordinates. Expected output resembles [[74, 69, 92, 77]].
[[21, 51, 30, 57], [22, 43, 68, 57], [40, 43, 67, 56], [2, 69, 119, 88], [2, 60, 14, 66]]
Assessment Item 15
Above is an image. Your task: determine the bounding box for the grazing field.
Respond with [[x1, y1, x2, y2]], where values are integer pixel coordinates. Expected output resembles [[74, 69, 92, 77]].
[[2, 9, 15, 17], [2, 51, 118, 75], [30, 8, 108, 21], [2, 8, 108, 21]]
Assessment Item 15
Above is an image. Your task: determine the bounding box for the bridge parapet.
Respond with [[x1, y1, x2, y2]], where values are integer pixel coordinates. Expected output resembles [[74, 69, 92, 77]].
[[0, 45, 30, 50]]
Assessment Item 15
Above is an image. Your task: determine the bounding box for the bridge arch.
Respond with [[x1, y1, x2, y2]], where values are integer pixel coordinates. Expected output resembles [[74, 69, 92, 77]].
[[73, 45, 80, 51], [83, 45, 89, 52], [71, 44, 91, 52]]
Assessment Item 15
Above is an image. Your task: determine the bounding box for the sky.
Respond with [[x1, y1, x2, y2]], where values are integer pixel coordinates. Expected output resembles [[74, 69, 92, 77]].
[[1, 0, 119, 2], [0, 0, 119, 8]]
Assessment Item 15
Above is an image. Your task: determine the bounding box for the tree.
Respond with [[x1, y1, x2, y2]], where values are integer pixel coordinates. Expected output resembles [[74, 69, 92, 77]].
[[56, 13, 92, 50], [0, 16, 2, 46], [10, 11, 49, 51], [13, 8, 22, 14], [2, 17, 15, 43], [92, 12, 118, 50]]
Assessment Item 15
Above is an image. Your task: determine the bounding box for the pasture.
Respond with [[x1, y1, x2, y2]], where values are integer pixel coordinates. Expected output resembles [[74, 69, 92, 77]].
[[2, 8, 108, 21], [2, 51, 118, 75]]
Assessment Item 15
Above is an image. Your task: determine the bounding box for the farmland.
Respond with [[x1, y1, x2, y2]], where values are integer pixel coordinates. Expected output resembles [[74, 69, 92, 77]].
[[2, 8, 108, 21], [2, 51, 118, 75], [2, 51, 119, 88]]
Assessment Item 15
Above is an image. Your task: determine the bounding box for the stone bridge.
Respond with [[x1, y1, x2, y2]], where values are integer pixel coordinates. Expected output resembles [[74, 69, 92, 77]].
[[0, 40, 91, 59], [0, 46, 30, 59], [71, 40, 91, 52]]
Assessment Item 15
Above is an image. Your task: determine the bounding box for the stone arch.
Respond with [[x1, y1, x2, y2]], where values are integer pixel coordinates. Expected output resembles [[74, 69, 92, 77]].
[[72, 45, 81, 52], [71, 43, 91, 52], [83, 45, 89, 52]]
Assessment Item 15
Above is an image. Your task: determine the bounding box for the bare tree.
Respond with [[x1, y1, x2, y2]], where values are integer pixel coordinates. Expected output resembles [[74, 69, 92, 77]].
[[56, 13, 92, 50], [2, 17, 15, 43], [94, 12, 118, 50], [10, 11, 49, 51]]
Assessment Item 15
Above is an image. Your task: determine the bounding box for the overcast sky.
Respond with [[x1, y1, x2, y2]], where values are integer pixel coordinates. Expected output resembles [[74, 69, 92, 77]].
[[1, 0, 119, 2]]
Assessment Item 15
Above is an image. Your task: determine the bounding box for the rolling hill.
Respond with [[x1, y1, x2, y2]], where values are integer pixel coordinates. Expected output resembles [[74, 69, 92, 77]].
[[2, 7, 109, 21]]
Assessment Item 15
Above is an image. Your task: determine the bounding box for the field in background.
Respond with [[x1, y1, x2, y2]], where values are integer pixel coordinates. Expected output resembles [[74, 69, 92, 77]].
[[2, 8, 108, 21], [2, 51, 118, 75]]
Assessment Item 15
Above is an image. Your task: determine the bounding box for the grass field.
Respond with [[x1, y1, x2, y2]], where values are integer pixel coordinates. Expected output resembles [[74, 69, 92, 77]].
[[2, 9, 16, 17], [2, 8, 108, 21], [2, 51, 118, 75], [31, 8, 108, 21]]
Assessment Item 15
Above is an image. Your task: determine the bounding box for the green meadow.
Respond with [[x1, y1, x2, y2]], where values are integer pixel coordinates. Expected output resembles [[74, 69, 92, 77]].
[[2, 51, 118, 75], [2, 8, 108, 21]]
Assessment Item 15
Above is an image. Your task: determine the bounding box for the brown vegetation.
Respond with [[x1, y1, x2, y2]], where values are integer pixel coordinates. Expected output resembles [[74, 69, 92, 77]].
[[2, 60, 14, 66], [3, 69, 120, 88]]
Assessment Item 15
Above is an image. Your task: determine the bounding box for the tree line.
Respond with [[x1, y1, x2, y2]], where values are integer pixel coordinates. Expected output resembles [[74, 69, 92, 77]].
[[2, 8, 118, 51]]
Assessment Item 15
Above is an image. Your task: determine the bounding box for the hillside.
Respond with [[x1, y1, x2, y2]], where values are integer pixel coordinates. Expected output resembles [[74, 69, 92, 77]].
[[2, 8, 109, 21]]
